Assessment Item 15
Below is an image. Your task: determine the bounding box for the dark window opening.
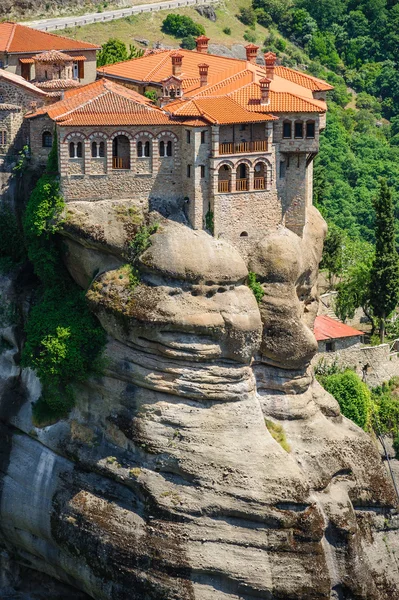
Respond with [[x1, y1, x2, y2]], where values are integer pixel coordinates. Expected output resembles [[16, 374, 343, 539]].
[[200, 165, 205, 178], [186, 130, 191, 143], [325, 341, 334, 352], [144, 141, 150, 157], [76, 141, 82, 158], [91, 141, 97, 157], [159, 140, 165, 157], [137, 141, 143, 157], [201, 130, 206, 143], [306, 121, 315, 138], [283, 121, 291, 138], [167, 140, 172, 156], [42, 131, 52, 148], [187, 164, 191, 178], [279, 161, 286, 178], [99, 141, 105, 157], [240, 231, 248, 237], [294, 121, 303, 138]]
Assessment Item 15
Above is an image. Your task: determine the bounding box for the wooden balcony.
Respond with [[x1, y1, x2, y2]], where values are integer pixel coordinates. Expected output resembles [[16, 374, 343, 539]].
[[112, 157, 130, 170], [254, 177, 266, 190], [236, 178, 249, 191], [218, 180, 231, 193], [219, 140, 268, 155]]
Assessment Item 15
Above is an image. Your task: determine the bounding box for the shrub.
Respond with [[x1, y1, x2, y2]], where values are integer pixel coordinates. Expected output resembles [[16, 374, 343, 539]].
[[223, 27, 232, 35], [265, 419, 291, 452], [144, 90, 158, 102], [180, 35, 197, 50], [161, 14, 205, 38], [318, 370, 371, 430], [97, 38, 128, 67], [238, 6, 257, 27], [0, 206, 26, 271], [128, 222, 159, 263], [244, 30, 257, 43], [247, 271, 264, 303]]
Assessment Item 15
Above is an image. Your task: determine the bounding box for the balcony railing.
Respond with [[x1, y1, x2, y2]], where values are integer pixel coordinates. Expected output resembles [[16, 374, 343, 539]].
[[236, 178, 249, 191], [219, 140, 268, 155], [254, 177, 266, 190], [218, 180, 231, 193], [112, 157, 130, 170]]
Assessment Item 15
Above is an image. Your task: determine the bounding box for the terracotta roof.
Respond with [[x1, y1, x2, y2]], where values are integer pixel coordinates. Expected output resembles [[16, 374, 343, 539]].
[[0, 69, 48, 97], [275, 66, 333, 91], [33, 49, 75, 62], [314, 315, 363, 342], [27, 78, 172, 126], [34, 79, 81, 90], [229, 84, 326, 113], [166, 95, 276, 124], [0, 22, 100, 53]]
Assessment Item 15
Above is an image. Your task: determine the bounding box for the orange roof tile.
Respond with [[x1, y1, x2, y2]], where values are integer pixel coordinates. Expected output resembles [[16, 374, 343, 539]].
[[229, 83, 326, 113], [27, 78, 172, 126], [0, 22, 99, 53], [275, 66, 333, 91], [33, 49, 75, 62], [0, 68, 48, 97], [166, 95, 276, 124], [314, 315, 363, 342]]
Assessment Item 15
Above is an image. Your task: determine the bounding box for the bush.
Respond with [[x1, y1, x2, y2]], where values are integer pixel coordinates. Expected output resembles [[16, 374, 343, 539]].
[[162, 14, 205, 38], [97, 38, 128, 67], [238, 6, 257, 27], [247, 271, 264, 303], [223, 27, 232, 35], [318, 370, 371, 430], [144, 90, 158, 102], [0, 206, 26, 271], [244, 30, 257, 43], [180, 35, 197, 50]]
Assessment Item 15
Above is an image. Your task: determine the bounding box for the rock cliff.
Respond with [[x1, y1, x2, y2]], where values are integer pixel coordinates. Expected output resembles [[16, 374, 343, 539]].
[[0, 196, 399, 599]]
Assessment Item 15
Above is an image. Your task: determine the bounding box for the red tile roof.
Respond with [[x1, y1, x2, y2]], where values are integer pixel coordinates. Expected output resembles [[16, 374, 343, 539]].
[[0, 22, 99, 53], [166, 95, 276, 124], [229, 84, 326, 113], [314, 315, 364, 342], [274, 66, 333, 91], [27, 78, 172, 126], [33, 49, 75, 62]]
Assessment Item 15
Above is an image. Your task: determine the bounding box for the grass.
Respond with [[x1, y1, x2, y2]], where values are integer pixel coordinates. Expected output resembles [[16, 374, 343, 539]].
[[57, 0, 271, 50], [265, 419, 291, 452]]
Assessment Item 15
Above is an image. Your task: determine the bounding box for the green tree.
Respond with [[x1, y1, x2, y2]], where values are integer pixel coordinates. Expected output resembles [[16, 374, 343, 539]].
[[318, 370, 371, 430], [320, 224, 344, 287], [161, 14, 205, 38], [97, 38, 128, 67], [370, 179, 399, 342]]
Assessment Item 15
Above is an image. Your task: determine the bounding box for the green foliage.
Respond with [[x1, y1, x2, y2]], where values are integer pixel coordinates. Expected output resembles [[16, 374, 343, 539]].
[[144, 90, 158, 102], [371, 378, 399, 442], [237, 6, 257, 27], [180, 35, 197, 50], [161, 14, 205, 38], [243, 30, 257, 43], [13, 145, 30, 174], [265, 419, 291, 452], [22, 152, 106, 424], [97, 38, 128, 67], [393, 432, 399, 459], [247, 271, 264, 303], [205, 209, 214, 234], [0, 206, 26, 271], [320, 224, 344, 285], [370, 179, 399, 341], [128, 43, 144, 59], [128, 222, 159, 263], [223, 27, 232, 35], [318, 369, 371, 430]]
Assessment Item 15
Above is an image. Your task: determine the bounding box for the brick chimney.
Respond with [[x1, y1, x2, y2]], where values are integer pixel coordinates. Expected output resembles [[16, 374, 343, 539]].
[[198, 63, 209, 87], [245, 43, 259, 64], [259, 77, 271, 105], [171, 52, 183, 76], [264, 51, 276, 79], [196, 35, 210, 54]]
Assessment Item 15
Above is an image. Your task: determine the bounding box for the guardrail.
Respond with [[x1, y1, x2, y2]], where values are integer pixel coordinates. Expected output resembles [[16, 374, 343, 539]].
[[25, 0, 219, 32]]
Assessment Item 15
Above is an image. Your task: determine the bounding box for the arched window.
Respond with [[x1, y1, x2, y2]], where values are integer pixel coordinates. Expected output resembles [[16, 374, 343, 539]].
[[218, 164, 231, 193], [236, 163, 249, 191], [159, 140, 165, 157], [240, 231, 248, 237], [91, 140, 105, 158], [137, 140, 143, 157], [283, 121, 292, 138], [99, 141, 105, 157], [76, 141, 83, 158], [166, 140, 172, 156], [306, 121, 315, 138], [294, 121, 304, 138], [91, 141, 98, 157], [42, 131, 52, 148], [159, 139, 173, 157], [144, 141, 150, 157], [113, 135, 130, 169], [69, 141, 75, 158]]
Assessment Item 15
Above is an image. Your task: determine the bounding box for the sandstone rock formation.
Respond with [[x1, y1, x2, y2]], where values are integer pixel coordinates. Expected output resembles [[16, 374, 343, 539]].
[[0, 199, 398, 599]]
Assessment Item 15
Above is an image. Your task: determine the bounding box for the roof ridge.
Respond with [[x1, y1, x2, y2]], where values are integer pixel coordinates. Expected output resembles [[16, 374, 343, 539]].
[[54, 87, 111, 121], [145, 51, 174, 81], [5, 22, 16, 53], [193, 69, 253, 97]]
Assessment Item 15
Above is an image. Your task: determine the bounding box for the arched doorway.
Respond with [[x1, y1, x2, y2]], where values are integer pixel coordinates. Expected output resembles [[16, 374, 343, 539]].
[[112, 135, 130, 169], [218, 164, 231, 192], [236, 163, 249, 191], [254, 162, 266, 189]]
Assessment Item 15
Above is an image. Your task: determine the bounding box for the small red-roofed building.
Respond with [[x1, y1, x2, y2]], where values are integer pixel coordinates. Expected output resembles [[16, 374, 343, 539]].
[[314, 315, 364, 353]]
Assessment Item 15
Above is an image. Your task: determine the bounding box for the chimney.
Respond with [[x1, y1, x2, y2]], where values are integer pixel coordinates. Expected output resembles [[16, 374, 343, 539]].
[[259, 77, 271, 105], [196, 35, 210, 54], [198, 63, 209, 87], [245, 43, 259, 64], [171, 52, 183, 76], [264, 51, 276, 79]]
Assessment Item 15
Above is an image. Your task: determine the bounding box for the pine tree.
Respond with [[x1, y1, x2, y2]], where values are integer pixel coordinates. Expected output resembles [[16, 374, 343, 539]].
[[370, 179, 399, 343]]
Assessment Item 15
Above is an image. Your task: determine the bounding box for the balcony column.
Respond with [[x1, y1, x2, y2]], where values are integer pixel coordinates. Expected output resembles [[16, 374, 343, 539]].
[[107, 138, 113, 172], [129, 139, 135, 171], [231, 169, 237, 192], [212, 125, 219, 157], [249, 167, 255, 191], [84, 139, 90, 174]]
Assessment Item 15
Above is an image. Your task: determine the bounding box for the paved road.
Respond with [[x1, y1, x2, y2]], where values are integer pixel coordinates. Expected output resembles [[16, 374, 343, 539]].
[[24, 0, 217, 32]]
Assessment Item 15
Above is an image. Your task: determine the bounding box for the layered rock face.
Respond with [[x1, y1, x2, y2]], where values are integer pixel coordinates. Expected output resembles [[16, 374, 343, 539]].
[[0, 200, 398, 599]]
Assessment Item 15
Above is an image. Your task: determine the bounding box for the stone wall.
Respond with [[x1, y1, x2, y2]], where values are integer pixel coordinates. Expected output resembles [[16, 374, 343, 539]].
[[313, 343, 399, 388], [317, 335, 362, 353]]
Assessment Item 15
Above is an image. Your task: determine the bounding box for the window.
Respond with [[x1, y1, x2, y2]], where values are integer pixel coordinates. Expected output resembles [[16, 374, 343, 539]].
[[91, 141, 105, 158], [187, 164, 191, 178], [166, 140, 172, 156], [283, 121, 291, 138], [91, 141, 98, 157], [279, 160, 286, 179], [42, 131, 52, 148], [239, 124, 247, 131], [144, 141, 150, 157], [159, 140, 165, 157], [306, 121, 315, 138], [69, 141, 75, 158], [186, 130, 191, 144], [76, 141, 82, 158], [240, 231, 248, 237], [201, 130, 206, 143], [325, 341, 334, 352], [78, 61, 84, 80], [137, 141, 143, 157], [0, 130, 7, 145], [200, 165, 205, 178], [99, 141, 105, 157], [294, 121, 303, 138], [69, 141, 82, 158]]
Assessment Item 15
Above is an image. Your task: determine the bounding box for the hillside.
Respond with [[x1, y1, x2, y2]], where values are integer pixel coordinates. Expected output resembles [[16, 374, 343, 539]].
[[0, 0, 128, 20]]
